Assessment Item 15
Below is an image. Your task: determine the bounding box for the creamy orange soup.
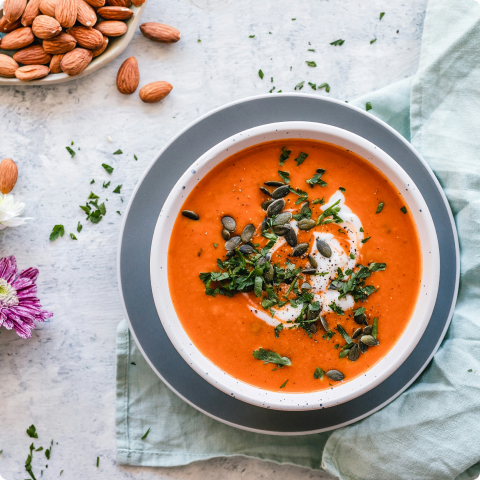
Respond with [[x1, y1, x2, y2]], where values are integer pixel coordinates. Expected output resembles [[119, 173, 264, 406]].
[[168, 139, 422, 393]]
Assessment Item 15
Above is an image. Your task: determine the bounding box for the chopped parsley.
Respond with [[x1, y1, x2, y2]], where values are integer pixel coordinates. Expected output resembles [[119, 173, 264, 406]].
[[376, 202, 384, 213], [372, 317, 378, 338], [294, 152, 308, 166], [339, 187, 345, 193], [314, 367, 325, 380], [103, 181, 110, 188], [366, 102, 373, 111], [312, 197, 325, 205], [80, 199, 106, 224], [294, 81, 305, 90], [318, 82, 330, 92], [308, 82, 317, 90], [278, 170, 290, 184], [253, 348, 291, 366], [349, 252, 355, 259], [338, 263, 386, 302], [329, 301, 345, 315], [362, 237, 371, 243], [289, 186, 309, 204], [26, 425, 38, 439], [213, 243, 218, 249], [370, 38, 377, 44], [134, 154, 138, 160], [249, 35, 255, 38], [113, 185, 122, 194], [354, 307, 366, 316], [279, 379, 288, 388], [379, 12, 385, 20], [97, 457, 100, 467], [305, 61, 317, 67], [141, 428, 151, 440], [336, 324, 353, 344], [113, 149, 123, 155], [70, 233, 77, 240], [88, 192, 99, 199], [258, 69, 264, 79], [102, 163, 114, 174], [49, 225, 65, 241], [116, 211, 121, 215], [90, 179, 95, 184], [66, 146, 75, 158], [279, 147, 291, 166], [274, 323, 283, 338], [401, 206, 407, 214], [317, 199, 343, 225], [306, 168, 327, 188], [77, 222, 82, 233], [330, 39, 345, 46]]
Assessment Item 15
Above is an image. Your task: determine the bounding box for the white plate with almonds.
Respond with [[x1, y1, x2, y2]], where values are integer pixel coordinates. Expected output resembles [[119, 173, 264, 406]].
[[0, 0, 148, 84]]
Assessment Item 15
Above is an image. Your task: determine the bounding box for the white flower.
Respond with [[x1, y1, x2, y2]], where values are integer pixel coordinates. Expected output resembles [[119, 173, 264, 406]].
[[0, 194, 32, 230]]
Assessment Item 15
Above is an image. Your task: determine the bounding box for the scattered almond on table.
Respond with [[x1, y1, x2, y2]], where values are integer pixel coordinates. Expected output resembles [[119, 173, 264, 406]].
[[0, 158, 18, 194]]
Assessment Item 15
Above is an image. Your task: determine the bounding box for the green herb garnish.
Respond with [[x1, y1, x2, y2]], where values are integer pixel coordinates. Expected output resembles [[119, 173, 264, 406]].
[[370, 38, 377, 44], [306, 61, 317, 67], [26, 425, 38, 439], [113, 185, 122, 194], [317, 199, 343, 225], [97, 457, 100, 467], [379, 12, 385, 20], [376, 202, 384, 213], [278, 170, 290, 184], [294, 152, 308, 166], [279, 147, 291, 166], [306, 168, 327, 188], [401, 206, 407, 214], [372, 317, 378, 338], [330, 39, 345, 46], [70, 233, 77, 240], [314, 367, 325, 380], [102, 163, 114, 174], [141, 428, 151, 440], [312, 197, 325, 205], [349, 252, 355, 259], [280, 379, 288, 388], [90, 179, 95, 184], [354, 307, 365, 316], [339, 187, 345, 193], [318, 82, 330, 92], [274, 323, 283, 338], [49, 225, 65, 241], [336, 324, 353, 344], [294, 81, 305, 90], [249, 35, 255, 38], [362, 237, 371, 243], [308, 82, 316, 90], [366, 102, 373, 111], [113, 149, 123, 155], [338, 263, 386, 302], [103, 181, 110, 188], [134, 154, 138, 160], [253, 348, 291, 366], [329, 301, 345, 315], [88, 192, 99, 199], [258, 69, 264, 79], [289, 186, 309, 204], [66, 146, 75, 158]]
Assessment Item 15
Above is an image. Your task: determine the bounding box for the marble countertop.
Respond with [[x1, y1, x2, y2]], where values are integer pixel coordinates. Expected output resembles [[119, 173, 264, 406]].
[[0, 0, 427, 478]]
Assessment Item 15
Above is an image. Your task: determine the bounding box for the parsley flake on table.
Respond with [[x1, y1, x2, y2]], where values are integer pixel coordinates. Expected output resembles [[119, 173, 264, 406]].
[[197, 39, 201, 42], [70, 233, 77, 240], [294, 81, 305, 90], [113, 149, 123, 155], [366, 102, 373, 111], [103, 181, 110, 188], [49, 225, 65, 241], [141, 428, 151, 440], [90, 179, 95, 184], [134, 154, 138, 160], [96, 457, 100, 467], [370, 38, 377, 44], [253, 348, 291, 366], [116, 211, 121, 215], [306, 61, 317, 67], [88, 192, 99, 199], [77, 222, 82, 233], [330, 39, 345, 46], [318, 82, 330, 92], [308, 48, 315, 52], [66, 146, 75, 158], [308, 82, 316, 90], [102, 163, 114, 174], [380, 12, 385, 20], [249, 35, 255, 38], [26, 425, 38, 438], [258, 69, 264, 79], [113, 185, 122, 194]]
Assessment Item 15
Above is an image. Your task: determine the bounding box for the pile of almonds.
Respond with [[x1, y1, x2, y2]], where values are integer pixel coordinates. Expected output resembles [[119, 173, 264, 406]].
[[0, 0, 153, 81]]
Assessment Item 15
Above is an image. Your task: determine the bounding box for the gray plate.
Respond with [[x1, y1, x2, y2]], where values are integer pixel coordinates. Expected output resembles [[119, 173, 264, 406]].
[[118, 94, 459, 435]]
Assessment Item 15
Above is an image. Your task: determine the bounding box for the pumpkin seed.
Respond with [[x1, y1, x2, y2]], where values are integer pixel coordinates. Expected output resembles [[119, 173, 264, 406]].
[[221, 229, 230, 241], [300, 201, 310, 214], [257, 256, 267, 266], [292, 243, 308, 256], [308, 254, 318, 269], [348, 344, 360, 362], [284, 226, 297, 247], [225, 236, 242, 251], [298, 218, 316, 230], [352, 328, 362, 339], [273, 225, 290, 236], [301, 282, 312, 291], [182, 210, 199, 220], [226, 250, 235, 258], [262, 199, 274, 211], [307, 323, 317, 334], [273, 212, 292, 225], [260, 186, 272, 196], [363, 325, 373, 335], [360, 335, 379, 346], [222, 216, 236, 232], [241, 224, 255, 243], [359, 341, 369, 354], [320, 316, 329, 332], [264, 264, 274, 283], [316, 238, 332, 258], [354, 313, 367, 325], [260, 216, 269, 232], [307, 308, 319, 320], [265, 180, 285, 187], [239, 244, 254, 254], [301, 268, 316, 274], [326, 370, 344, 381], [267, 198, 285, 217], [272, 185, 290, 199]]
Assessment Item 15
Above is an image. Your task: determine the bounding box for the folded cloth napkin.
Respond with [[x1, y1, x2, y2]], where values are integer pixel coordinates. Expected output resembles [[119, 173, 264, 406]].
[[116, 0, 480, 478]]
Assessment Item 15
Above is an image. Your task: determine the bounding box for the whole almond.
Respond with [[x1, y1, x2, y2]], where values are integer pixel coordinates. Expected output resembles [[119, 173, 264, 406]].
[[60, 47, 93, 76], [106, 0, 130, 6], [92, 35, 108, 57], [94, 20, 127, 37], [0, 27, 34, 50], [0, 54, 19, 78], [49, 53, 65, 73], [116, 56, 139, 94], [140, 23, 181, 44], [39, 0, 59, 16], [43, 32, 77, 53], [76, 0, 96, 27], [67, 26, 103, 49], [13, 45, 52, 64], [83, 0, 104, 6], [21, 0, 42, 26], [0, 159, 18, 194], [3, 0, 27, 23], [56, 0, 77, 28], [0, 16, 22, 32], [32, 15, 62, 39], [139, 81, 173, 104], [131, 0, 145, 5], [97, 6, 133, 20], [15, 64, 50, 81]]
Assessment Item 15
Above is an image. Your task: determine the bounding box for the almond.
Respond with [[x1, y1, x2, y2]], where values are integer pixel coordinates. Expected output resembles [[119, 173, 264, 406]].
[[116, 56, 139, 94], [0, 16, 22, 32], [92, 35, 108, 57], [140, 23, 181, 44], [0, 54, 19, 78], [105, 0, 130, 6], [94, 20, 127, 37], [83, 0, 104, 6], [3, 0, 27, 23], [39, 0, 59, 16], [60, 47, 92, 75], [49, 53, 65, 73], [97, 6, 133, 20], [131, 0, 145, 5], [55, 0, 77, 28], [0, 27, 34, 50], [32, 15, 62, 39], [13, 45, 52, 64], [76, 0, 96, 26], [21, 0, 42, 26], [43, 32, 77, 53], [0, 159, 18, 194], [67, 26, 103, 49], [15, 64, 50, 81], [139, 81, 172, 104]]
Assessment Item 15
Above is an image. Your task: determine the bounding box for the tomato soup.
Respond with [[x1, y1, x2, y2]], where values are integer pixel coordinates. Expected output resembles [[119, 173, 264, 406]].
[[167, 139, 422, 393]]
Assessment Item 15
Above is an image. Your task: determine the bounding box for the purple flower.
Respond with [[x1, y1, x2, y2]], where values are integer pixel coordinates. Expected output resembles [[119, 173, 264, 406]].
[[0, 256, 53, 339]]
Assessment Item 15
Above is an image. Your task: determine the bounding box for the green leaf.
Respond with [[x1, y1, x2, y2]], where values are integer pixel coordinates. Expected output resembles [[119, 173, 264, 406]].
[[113, 185, 122, 194], [379, 12, 385, 20], [279, 379, 288, 388], [254, 276, 263, 297], [278, 170, 290, 184], [362, 237, 371, 243], [90, 179, 95, 184], [330, 39, 345, 46], [401, 206, 407, 214], [45, 448, 51, 460], [318, 82, 330, 92], [258, 69, 264, 79], [274, 323, 283, 338], [294, 152, 308, 166], [117, 211, 121, 215], [349, 252, 355, 259], [70, 233, 77, 240], [249, 35, 255, 38], [312, 197, 325, 204], [336, 324, 353, 344], [370, 38, 377, 44], [305, 61, 317, 67], [294, 81, 304, 90], [141, 428, 151, 440], [339, 187, 345, 193], [306, 169, 327, 188], [279, 146, 291, 166], [96, 457, 100, 467], [102, 163, 114, 174], [66, 146, 75, 158], [113, 149, 123, 155], [314, 367, 325, 380], [329, 301, 345, 315], [49, 225, 65, 241], [252, 348, 291, 366], [376, 202, 384, 213], [354, 307, 365, 316], [103, 181, 110, 188], [88, 192, 99, 199], [372, 317, 378, 338], [308, 82, 316, 90], [26, 425, 38, 439], [366, 102, 373, 111], [134, 154, 138, 160]]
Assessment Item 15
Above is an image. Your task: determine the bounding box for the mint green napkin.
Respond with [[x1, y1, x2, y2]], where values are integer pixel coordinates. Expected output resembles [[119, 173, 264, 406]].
[[116, 0, 480, 477]]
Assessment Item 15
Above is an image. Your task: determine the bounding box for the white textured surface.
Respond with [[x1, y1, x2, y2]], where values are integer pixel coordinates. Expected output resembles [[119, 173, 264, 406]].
[[0, 0, 427, 479]]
